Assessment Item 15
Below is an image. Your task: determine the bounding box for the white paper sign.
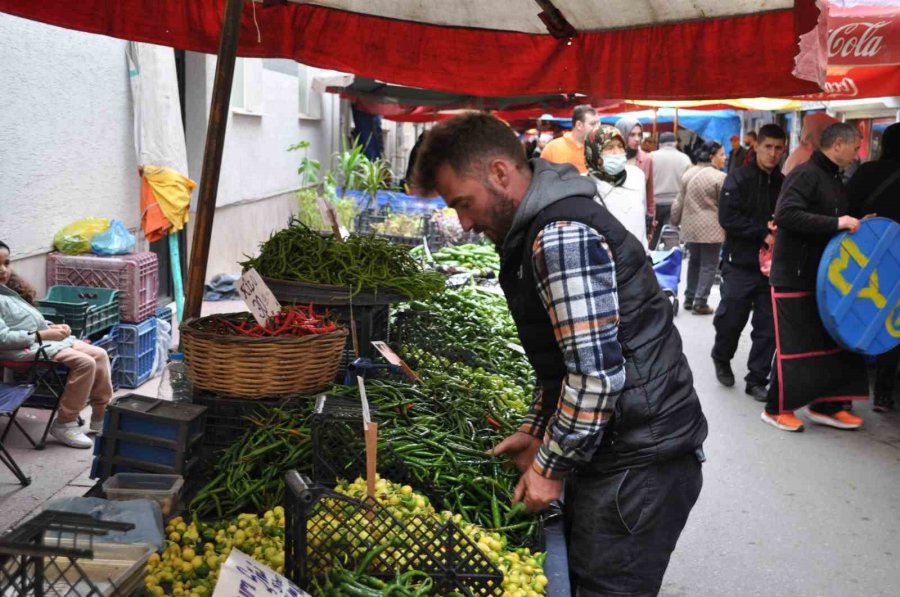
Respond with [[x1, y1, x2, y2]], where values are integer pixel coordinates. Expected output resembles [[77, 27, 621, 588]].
[[357, 375, 372, 430], [238, 268, 283, 327], [212, 549, 311, 597]]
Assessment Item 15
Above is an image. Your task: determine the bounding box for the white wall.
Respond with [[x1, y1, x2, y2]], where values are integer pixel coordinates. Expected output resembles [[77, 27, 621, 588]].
[[184, 54, 340, 210], [0, 14, 140, 259]]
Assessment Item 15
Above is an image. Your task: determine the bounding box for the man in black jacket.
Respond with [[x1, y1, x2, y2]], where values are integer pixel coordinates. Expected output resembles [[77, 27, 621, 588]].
[[712, 125, 786, 400], [761, 122, 870, 433]]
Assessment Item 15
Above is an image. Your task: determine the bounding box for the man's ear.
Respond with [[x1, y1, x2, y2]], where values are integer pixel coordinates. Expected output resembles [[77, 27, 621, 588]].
[[488, 157, 513, 190]]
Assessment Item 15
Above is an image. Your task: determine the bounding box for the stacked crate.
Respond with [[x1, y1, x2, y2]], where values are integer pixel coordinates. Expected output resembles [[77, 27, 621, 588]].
[[47, 252, 160, 388], [89, 394, 205, 481]]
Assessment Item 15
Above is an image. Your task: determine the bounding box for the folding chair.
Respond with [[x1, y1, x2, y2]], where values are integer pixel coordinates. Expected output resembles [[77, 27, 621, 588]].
[[0, 343, 82, 450], [0, 383, 35, 485]]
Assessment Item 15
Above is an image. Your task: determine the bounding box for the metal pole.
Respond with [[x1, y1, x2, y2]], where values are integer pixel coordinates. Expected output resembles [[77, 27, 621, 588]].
[[184, 0, 244, 319]]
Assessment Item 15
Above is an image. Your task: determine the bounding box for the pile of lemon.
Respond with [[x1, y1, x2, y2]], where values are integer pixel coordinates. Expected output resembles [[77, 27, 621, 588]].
[[144, 508, 285, 597]]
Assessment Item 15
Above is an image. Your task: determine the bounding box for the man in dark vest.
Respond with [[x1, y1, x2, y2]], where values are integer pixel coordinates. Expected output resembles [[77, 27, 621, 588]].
[[414, 113, 708, 596]]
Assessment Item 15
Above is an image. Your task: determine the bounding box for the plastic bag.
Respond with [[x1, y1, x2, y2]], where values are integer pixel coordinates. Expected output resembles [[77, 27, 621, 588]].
[[53, 217, 109, 255], [43, 496, 165, 551], [91, 219, 136, 255], [759, 245, 773, 277]]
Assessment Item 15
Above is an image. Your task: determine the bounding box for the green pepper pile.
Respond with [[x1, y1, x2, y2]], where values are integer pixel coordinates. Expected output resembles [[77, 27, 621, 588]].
[[241, 219, 445, 298]]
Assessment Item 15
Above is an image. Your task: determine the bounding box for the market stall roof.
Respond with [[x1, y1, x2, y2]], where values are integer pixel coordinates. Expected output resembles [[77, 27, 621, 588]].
[[599, 108, 742, 148], [0, 0, 821, 100]]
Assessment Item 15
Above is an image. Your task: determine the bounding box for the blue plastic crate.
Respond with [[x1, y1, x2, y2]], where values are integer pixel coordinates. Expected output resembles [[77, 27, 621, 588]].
[[155, 305, 173, 323], [115, 351, 154, 389], [115, 318, 157, 359], [107, 395, 205, 443], [96, 435, 188, 469]]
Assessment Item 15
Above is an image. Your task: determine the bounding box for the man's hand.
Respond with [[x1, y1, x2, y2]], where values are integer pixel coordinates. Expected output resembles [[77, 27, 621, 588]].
[[489, 431, 541, 473], [513, 467, 563, 513], [838, 215, 861, 233], [763, 233, 775, 249]]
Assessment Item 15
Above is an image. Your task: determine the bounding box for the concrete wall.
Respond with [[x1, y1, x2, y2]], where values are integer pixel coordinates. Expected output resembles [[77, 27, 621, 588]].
[[0, 14, 341, 294], [182, 54, 341, 278], [0, 14, 140, 260]]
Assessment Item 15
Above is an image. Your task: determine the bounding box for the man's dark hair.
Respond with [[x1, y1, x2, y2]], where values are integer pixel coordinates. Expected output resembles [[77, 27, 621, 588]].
[[820, 122, 861, 149], [413, 113, 527, 196], [572, 104, 596, 127], [745, 131, 758, 141], [757, 124, 786, 144]]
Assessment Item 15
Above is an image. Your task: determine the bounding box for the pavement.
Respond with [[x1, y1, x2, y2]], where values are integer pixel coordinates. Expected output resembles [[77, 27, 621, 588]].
[[1, 293, 898, 596]]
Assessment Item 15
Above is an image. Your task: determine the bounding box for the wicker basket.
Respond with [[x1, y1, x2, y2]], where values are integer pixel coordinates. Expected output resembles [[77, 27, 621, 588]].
[[180, 314, 348, 398]]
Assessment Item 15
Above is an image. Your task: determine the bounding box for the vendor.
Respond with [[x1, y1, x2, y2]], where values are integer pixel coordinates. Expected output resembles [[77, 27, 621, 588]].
[[413, 114, 708, 596], [0, 241, 112, 449]]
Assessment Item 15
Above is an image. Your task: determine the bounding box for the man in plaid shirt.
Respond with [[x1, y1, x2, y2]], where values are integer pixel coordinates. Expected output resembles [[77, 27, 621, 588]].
[[415, 113, 707, 597]]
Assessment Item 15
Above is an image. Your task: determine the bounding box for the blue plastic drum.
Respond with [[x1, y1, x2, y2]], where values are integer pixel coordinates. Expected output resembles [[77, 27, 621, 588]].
[[816, 217, 900, 355]]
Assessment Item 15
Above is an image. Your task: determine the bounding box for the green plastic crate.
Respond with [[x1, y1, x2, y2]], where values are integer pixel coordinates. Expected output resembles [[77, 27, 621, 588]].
[[38, 285, 120, 339]]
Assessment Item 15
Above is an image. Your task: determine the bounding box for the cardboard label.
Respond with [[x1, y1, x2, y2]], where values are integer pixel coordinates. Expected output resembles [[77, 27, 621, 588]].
[[212, 549, 310, 597], [238, 269, 283, 327], [371, 341, 421, 382], [316, 196, 347, 240]]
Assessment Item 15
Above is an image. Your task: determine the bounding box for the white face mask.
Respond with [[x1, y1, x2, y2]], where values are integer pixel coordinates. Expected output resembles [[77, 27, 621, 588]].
[[602, 154, 627, 176]]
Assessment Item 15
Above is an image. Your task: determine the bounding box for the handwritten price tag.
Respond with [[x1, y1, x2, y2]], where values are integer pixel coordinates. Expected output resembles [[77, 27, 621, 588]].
[[212, 549, 310, 597], [238, 269, 283, 327]]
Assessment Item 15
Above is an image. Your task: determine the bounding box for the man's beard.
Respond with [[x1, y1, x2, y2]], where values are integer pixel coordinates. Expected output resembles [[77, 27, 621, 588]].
[[482, 185, 519, 248]]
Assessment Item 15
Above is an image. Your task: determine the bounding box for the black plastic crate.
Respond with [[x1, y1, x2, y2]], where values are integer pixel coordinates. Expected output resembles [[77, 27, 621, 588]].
[[284, 471, 503, 596], [355, 208, 425, 247], [0, 510, 134, 596], [311, 394, 380, 486], [89, 451, 201, 480], [190, 392, 309, 460]]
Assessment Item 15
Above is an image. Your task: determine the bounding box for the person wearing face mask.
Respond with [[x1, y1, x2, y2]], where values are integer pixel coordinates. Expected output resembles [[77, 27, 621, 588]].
[[615, 117, 656, 237], [670, 141, 728, 315], [584, 124, 649, 249]]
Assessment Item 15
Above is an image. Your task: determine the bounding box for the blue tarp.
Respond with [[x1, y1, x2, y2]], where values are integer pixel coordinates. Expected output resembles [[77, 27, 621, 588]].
[[338, 189, 447, 214], [600, 109, 742, 152]]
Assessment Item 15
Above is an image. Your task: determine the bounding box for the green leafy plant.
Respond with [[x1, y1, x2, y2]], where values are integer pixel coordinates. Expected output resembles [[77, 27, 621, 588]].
[[287, 140, 321, 187], [357, 157, 393, 209], [334, 141, 368, 197]]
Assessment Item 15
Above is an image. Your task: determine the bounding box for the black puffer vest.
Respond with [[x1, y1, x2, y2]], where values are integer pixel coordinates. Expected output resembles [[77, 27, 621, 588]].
[[499, 196, 707, 475]]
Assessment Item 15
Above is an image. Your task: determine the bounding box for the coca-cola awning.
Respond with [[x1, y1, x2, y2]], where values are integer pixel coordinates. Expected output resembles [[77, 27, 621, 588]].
[[794, 0, 900, 91], [0, 0, 822, 100]]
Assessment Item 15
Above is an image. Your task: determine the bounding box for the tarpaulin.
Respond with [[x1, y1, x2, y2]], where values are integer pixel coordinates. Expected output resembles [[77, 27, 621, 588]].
[[0, 0, 821, 100]]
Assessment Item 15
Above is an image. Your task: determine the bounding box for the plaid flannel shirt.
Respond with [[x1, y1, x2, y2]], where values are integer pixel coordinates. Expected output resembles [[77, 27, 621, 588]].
[[520, 220, 627, 478]]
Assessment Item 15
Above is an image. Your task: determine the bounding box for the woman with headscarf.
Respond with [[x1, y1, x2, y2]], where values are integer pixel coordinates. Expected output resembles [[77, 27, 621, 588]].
[[615, 117, 656, 236], [671, 141, 728, 315], [782, 113, 838, 176], [848, 122, 900, 412], [584, 124, 649, 249]]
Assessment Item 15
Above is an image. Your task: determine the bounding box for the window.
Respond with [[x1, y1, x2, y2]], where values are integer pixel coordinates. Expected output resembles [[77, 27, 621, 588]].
[[231, 58, 263, 114], [298, 64, 323, 120]]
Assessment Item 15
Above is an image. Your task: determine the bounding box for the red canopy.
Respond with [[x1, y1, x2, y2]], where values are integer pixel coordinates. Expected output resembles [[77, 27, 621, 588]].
[[0, 0, 821, 100]]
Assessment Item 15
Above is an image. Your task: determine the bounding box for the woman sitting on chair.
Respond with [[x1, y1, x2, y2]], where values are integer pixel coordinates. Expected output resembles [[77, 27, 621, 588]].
[[0, 241, 112, 449]]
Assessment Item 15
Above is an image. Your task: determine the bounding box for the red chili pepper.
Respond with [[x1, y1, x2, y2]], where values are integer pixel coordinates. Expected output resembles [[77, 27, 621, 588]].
[[486, 417, 502, 430]]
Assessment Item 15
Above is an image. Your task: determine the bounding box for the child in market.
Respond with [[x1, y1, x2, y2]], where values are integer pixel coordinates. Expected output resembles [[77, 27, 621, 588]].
[[0, 240, 112, 448]]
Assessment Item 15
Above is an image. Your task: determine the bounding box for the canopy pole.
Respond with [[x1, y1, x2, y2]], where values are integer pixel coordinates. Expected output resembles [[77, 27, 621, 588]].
[[652, 108, 658, 142], [184, 0, 244, 319], [673, 108, 679, 141]]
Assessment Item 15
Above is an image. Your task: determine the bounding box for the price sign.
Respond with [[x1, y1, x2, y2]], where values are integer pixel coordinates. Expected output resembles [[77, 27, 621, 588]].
[[316, 196, 348, 240], [506, 342, 526, 355], [238, 268, 283, 327], [212, 549, 310, 597], [371, 341, 421, 382]]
